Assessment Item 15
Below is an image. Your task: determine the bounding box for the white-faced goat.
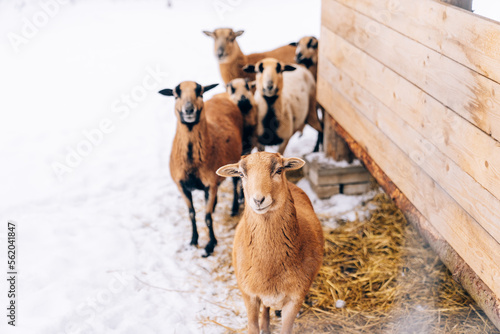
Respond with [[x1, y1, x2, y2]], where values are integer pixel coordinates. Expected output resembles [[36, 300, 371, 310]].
[[159, 81, 243, 257], [203, 28, 296, 85], [243, 58, 322, 154], [216, 152, 324, 334]]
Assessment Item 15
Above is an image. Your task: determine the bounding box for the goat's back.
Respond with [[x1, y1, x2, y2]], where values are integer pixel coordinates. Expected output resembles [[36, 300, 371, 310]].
[[205, 95, 244, 170], [246, 44, 296, 65], [282, 66, 316, 132]]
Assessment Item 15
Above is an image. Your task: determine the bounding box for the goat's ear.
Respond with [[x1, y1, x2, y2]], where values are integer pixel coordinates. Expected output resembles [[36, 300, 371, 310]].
[[233, 30, 244, 37], [158, 89, 174, 96], [248, 80, 256, 89], [203, 30, 215, 38], [243, 64, 255, 73], [289, 42, 298, 47], [283, 65, 296, 72], [203, 83, 219, 93], [283, 157, 305, 171], [216, 163, 240, 177]]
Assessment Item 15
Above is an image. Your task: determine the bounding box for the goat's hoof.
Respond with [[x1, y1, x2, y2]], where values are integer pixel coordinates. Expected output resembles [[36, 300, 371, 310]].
[[231, 210, 239, 217], [202, 242, 216, 257], [190, 240, 198, 247]]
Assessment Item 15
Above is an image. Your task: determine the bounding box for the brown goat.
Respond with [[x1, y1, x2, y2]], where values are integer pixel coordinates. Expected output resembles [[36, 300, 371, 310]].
[[289, 36, 319, 80], [159, 81, 243, 257], [217, 152, 324, 334], [203, 28, 296, 84]]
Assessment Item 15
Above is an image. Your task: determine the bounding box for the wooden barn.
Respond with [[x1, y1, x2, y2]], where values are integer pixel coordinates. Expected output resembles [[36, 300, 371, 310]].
[[317, 0, 500, 329]]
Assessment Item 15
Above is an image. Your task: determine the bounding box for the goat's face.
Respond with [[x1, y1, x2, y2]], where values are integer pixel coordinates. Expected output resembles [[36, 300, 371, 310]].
[[216, 152, 305, 215], [292, 36, 318, 69], [243, 58, 296, 97], [203, 28, 244, 64], [227, 78, 255, 115], [158, 81, 218, 126]]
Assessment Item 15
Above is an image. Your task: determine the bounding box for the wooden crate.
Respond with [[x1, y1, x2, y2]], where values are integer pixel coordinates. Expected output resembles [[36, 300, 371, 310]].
[[304, 153, 371, 198]]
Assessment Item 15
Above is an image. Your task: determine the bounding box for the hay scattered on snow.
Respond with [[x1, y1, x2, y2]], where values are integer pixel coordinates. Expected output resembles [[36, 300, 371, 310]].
[[198, 185, 499, 334]]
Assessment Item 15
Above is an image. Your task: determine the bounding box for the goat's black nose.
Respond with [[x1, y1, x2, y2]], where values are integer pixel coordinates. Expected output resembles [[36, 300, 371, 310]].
[[217, 48, 224, 58], [184, 102, 194, 114], [253, 196, 265, 206], [266, 81, 274, 90]]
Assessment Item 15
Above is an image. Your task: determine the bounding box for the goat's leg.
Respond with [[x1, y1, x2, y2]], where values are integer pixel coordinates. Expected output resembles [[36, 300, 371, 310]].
[[242, 293, 261, 334], [260, 306, 271, 334], [203, 185, 218, 257], [231, 177, 240, 216], [180, 183, 197, 246], [280, 300, 302, 334]]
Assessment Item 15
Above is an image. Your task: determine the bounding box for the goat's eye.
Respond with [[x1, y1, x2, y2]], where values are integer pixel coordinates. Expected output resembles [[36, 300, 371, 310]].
[[239, 172, 244, 178], [275, 167, 283, 175]]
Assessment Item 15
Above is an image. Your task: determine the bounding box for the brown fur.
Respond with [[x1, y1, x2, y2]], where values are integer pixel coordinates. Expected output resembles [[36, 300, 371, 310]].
[[217, 152, 324, 334], [163, 81, 243, 256], [203, 28, 296, 84], [292, 36, 318, 80]]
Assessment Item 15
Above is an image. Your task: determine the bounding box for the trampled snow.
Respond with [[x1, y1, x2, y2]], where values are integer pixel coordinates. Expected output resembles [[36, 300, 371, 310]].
[[0, 1, 378, 333]]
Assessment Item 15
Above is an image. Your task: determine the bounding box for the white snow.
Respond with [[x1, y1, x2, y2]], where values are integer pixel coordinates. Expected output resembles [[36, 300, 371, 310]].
[[0, 1, 379, 333]]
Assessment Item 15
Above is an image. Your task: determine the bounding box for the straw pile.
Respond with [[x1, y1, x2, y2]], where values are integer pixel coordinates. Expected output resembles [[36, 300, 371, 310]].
[[200, 185, 499, 333], [291, 193, 499, 333]]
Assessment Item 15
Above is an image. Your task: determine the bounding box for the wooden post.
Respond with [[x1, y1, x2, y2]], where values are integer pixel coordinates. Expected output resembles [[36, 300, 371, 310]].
[[324, 112, 353, 162], [441, 0, 473, 11]]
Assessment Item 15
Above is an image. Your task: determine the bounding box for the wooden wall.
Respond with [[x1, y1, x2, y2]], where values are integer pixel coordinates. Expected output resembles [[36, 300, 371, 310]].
[[318, 0, 500, 326]]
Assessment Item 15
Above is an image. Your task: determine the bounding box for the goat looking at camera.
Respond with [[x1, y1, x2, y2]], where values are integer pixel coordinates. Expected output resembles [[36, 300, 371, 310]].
[[217, 152, 324, 334], [203, 28, 296, 85], [244, 58, 322, 154], [159, 81, 243, 257]]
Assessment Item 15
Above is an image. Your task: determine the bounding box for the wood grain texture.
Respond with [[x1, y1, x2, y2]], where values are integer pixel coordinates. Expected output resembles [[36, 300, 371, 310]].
[[322, 0, 500, 142], [324, 115, 500, 331], [319, 27, 500, 233], [334, 0, 500, 82], [317, 74, 500, 298]]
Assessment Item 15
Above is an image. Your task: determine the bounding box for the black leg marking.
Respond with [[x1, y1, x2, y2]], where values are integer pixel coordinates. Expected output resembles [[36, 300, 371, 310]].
[[202, 213, 217, 257], [180, 183, 198, 247], [313, 131, 323, 152], [231, 177, 239, 216]]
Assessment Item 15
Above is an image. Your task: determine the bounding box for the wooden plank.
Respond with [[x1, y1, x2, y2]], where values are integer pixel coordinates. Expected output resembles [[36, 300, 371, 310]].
[[441, 0, 472, 11], [332, 0, 500, 83], [317, 74, 500, 298], [319, 27, 500, 227], [343, 182, 371, 195], [325, 115, 500, 331], [319, 53, 500, 245], [322, 0, 500, 142]]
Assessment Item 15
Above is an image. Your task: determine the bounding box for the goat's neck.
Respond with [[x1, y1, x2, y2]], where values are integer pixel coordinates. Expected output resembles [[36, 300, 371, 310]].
[[174, 117, 212, 164], [263, 93, 284, 117], [244, 188, 300, 254], [219, 43, 247, 82]]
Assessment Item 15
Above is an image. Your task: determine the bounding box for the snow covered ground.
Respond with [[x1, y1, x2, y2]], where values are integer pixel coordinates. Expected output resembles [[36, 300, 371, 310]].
[[0, 1, 379, 333]]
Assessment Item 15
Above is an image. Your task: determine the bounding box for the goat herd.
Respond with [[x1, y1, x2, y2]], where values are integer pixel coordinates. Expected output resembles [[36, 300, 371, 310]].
[[158, 28, 325, 333]]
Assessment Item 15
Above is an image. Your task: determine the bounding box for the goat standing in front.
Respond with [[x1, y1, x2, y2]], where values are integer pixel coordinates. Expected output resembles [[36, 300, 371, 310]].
[[217, 152, 324, 334], [159, 81, 243, 257]]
